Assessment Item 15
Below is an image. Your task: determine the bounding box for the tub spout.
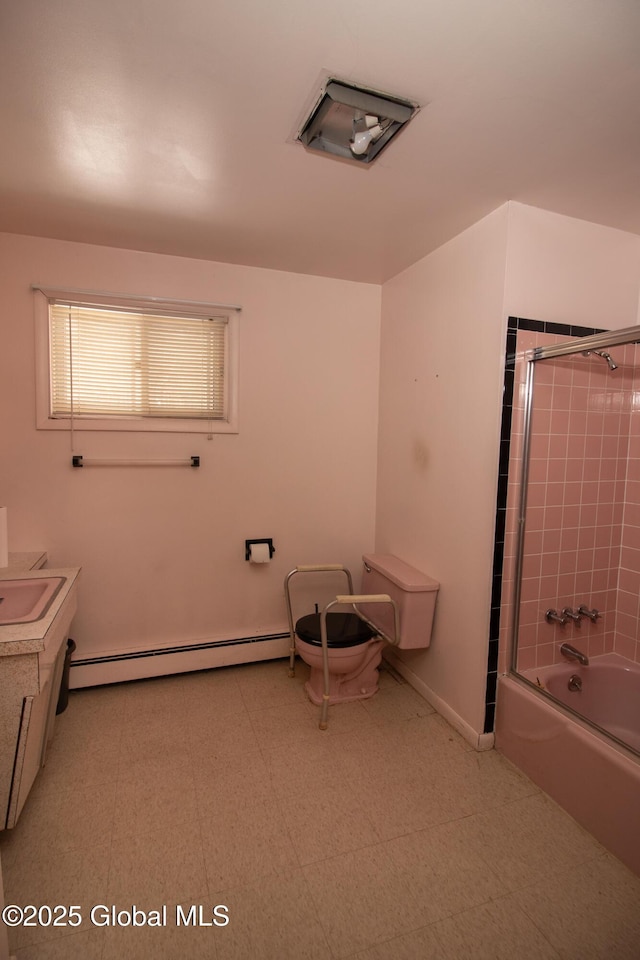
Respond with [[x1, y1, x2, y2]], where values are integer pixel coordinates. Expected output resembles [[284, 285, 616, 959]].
[[560, 642, 589, 666]]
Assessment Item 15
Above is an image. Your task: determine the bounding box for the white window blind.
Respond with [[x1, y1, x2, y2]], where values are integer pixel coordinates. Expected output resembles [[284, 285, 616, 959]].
[[49, 303, 229, 421]]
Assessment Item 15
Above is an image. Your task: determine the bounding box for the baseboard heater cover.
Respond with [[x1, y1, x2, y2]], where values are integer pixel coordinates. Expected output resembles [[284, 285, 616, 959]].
[[71, 631, 290, 667], [69, 632, 292, 688]]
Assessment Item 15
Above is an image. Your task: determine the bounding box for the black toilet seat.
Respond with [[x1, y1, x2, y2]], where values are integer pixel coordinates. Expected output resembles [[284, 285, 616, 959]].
[[295, 612, 376, 648]]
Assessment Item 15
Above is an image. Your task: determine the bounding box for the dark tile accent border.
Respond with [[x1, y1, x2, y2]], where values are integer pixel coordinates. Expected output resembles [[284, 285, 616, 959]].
[[483, 316, 606, 734]]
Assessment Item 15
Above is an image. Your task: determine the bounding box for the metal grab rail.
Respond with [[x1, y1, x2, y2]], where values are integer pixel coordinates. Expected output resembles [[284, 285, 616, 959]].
[[318, 594, 398, 730], [334, 594, 400, 647], [283, 566, 354, 679], [283, 565, 400, 730]]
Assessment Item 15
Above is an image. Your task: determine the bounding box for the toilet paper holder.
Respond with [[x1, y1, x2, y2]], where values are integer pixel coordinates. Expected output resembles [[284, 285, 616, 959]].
[[245, 538, 276, 561]]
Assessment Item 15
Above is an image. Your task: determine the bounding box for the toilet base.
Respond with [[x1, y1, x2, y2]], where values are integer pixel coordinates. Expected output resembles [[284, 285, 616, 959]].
[[301, 639, 384, 705], [304, 676, 379, 705]]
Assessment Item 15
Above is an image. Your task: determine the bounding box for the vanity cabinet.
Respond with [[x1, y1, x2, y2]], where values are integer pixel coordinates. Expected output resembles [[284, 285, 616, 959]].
[[0, 559, 79, 829], [0, 848, 10, 960], [4, 598, 73, 828]]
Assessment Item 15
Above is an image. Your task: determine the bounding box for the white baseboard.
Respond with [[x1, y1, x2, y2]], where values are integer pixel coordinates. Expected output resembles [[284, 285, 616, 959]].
[[384, 650, 494, 752], [69, 634, 291, 688]]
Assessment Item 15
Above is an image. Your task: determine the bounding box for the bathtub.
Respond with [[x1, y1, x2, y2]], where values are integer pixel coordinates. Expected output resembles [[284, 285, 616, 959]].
[[495, 654, 640, 877], [530, 654, 640, 753]]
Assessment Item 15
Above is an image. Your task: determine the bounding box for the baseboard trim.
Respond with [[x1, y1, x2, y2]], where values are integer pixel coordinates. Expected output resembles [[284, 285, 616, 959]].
[[384, 650, 494, 752]]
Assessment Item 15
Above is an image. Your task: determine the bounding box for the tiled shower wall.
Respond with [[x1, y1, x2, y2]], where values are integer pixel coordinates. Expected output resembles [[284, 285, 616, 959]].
[[495, 320, 640, 681], [617, 389, 640, 662]]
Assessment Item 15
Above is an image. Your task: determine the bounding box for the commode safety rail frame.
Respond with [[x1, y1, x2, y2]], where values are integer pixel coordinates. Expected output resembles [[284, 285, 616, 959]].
[[284, 564, 400, 729]]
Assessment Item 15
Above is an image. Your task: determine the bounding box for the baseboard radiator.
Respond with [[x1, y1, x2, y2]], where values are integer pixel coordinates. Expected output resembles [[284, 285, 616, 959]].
[[69, 632, 291, 688]]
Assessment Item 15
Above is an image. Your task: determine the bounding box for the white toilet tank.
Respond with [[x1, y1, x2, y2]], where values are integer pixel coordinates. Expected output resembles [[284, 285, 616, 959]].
[[360, 554, 439, 649]]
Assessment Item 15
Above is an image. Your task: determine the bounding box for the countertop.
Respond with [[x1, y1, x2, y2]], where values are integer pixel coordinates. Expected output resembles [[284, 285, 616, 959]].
[[3, 551, 47, 572], [0, 562, 81, 655]]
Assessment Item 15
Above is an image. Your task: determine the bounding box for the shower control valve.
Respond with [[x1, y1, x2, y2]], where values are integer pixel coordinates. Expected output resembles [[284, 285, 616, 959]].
[[578, 605, 601, 623], [562, 607, 583, 626], [545, 609, 568, 626]]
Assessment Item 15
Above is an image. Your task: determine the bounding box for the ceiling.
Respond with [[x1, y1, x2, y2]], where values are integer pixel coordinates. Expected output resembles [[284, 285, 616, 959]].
[[1, 0, 639, 284]]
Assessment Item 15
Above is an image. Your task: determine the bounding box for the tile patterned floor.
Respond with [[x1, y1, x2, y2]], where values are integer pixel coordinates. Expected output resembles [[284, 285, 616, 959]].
[[1, 659, 639, 959]]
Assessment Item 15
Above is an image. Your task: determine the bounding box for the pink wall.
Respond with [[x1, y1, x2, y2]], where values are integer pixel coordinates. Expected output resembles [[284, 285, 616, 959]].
[[378, 201, 640, 745], [504, 204, 640, 327], [499, 206, 640, 680], [0, 233, 381, 662], [377, 205, 509, 742], [2, 201, 639, 735]]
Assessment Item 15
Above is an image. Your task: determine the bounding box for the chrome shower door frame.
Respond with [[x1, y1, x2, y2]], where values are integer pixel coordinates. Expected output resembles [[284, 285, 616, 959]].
[[508, 323, 640, 675]]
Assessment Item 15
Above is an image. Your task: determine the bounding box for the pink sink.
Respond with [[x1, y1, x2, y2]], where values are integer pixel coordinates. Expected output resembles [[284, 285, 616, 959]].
[[0, 577, 66, 625]]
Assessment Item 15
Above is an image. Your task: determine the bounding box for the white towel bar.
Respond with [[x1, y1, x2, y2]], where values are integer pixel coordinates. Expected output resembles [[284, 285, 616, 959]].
[[71, 455, 200, 468]]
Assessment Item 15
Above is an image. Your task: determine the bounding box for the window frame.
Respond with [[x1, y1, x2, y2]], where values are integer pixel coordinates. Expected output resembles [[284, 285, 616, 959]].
[[34, 288, 239, 434]]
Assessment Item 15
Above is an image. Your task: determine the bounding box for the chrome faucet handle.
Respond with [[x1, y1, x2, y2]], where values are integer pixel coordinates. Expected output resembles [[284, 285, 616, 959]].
[[562, 607, 582, 626], [545, 609, 568, 626], [578, 605, 601, 623]]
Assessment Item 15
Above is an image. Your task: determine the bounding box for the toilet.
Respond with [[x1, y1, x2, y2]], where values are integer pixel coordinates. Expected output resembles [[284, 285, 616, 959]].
[[285, 554, 439, 714]]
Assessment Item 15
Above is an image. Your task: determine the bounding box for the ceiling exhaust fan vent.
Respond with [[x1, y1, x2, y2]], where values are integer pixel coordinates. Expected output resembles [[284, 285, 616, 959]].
[[296, 78, 419, 165]]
